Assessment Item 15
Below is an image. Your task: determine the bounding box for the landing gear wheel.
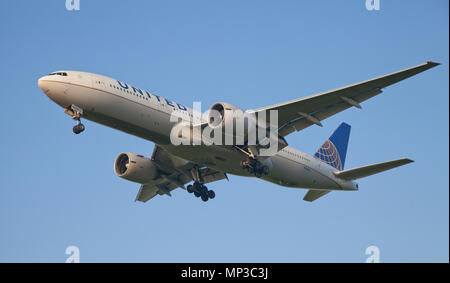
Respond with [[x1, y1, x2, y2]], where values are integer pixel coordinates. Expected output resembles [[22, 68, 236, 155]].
[[192, 182, 202, 197], [200, 185, 210, 202], [73, 123, 85, 134], [188, 176, 216, 202]]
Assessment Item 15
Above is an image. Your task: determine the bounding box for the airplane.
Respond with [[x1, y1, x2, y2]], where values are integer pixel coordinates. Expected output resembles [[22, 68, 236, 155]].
[[38, 61, 440, 202]]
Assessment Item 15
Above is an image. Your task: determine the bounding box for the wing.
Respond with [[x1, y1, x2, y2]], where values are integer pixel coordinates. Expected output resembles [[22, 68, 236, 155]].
[[249, 61, 440, 137], [135, 145, 228, 203]]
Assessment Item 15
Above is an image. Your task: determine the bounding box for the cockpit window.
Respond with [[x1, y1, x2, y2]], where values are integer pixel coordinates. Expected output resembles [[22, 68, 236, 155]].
[[48, 72, 67, 76]]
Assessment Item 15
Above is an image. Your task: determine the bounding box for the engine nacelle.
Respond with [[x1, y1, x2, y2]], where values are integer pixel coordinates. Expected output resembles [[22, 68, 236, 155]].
[[208, 102, 244, 129], [114, 152, 159, 184], [207, 102, 255, 142], [206, 102, 287, 154]]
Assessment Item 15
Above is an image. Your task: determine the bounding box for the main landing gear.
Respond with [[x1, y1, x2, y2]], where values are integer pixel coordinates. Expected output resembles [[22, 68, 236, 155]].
[[187, 182, 215, 202], [64, 105, 85, 135], [187, 165, 216, 202], [240, 157, 269, 178]]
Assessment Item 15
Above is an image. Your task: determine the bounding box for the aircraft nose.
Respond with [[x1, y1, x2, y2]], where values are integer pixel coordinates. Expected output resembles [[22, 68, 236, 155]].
[[38, 76, 50, 93]]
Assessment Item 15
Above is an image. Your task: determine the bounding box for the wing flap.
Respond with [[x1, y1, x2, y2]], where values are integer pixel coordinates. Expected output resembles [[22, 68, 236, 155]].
[[135, 183, 160, 202], [200, 167, 228, 184], [135, 179, 181, 203], [279, 89, 382, 135]]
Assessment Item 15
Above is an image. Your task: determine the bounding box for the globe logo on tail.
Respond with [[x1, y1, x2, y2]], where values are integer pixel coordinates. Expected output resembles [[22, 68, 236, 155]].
[[315, 139, 343, 171]]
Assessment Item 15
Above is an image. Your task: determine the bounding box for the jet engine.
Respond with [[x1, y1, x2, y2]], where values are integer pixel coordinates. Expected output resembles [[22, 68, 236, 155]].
[[114, 152, 159, 184], [206, 102, 288, 154], [207, 102, 255, 142], [208, 102, 244, 129]]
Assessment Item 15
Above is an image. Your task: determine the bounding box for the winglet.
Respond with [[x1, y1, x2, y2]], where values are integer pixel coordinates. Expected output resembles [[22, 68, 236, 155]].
[[426, 60, 441, 66]]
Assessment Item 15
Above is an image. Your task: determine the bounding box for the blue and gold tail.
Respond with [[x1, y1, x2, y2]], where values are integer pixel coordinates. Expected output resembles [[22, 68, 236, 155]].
[[314, 123, 351, 170]]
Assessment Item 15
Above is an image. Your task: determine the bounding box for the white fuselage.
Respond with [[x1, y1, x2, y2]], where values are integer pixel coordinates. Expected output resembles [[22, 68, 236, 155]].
[[38, 71, 358, 192]]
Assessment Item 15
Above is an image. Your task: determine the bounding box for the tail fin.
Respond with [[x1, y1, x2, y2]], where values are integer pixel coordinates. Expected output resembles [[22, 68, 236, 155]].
[[314, 122, 351, 170]]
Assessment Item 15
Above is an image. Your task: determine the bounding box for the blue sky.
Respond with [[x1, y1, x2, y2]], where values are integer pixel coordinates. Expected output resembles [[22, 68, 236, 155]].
[[0, 1, 448, 262]]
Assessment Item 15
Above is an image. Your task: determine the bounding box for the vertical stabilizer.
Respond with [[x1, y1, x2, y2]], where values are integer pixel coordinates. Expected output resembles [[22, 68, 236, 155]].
[[314, 123, 351, 170]]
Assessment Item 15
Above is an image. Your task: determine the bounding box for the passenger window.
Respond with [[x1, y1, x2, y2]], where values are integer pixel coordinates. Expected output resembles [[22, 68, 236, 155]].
[[48, 72, 67, 76]]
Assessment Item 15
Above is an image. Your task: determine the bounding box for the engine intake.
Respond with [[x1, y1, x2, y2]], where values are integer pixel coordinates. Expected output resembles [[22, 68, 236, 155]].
[[208, 102, 244, 129], [207, 102, 260, 144], [114, 152, 158, 184], [205, 102, 287, 153]]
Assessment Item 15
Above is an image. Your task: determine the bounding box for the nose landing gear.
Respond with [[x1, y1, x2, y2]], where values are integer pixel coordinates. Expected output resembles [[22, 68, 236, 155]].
[[64, 105, 85, 134], [73, 120, 85, 134]]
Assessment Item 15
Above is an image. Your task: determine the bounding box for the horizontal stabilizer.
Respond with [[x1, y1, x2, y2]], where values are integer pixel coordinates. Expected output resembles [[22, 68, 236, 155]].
[[334, 158, 413, 180], [303, 190, 330, 202]]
